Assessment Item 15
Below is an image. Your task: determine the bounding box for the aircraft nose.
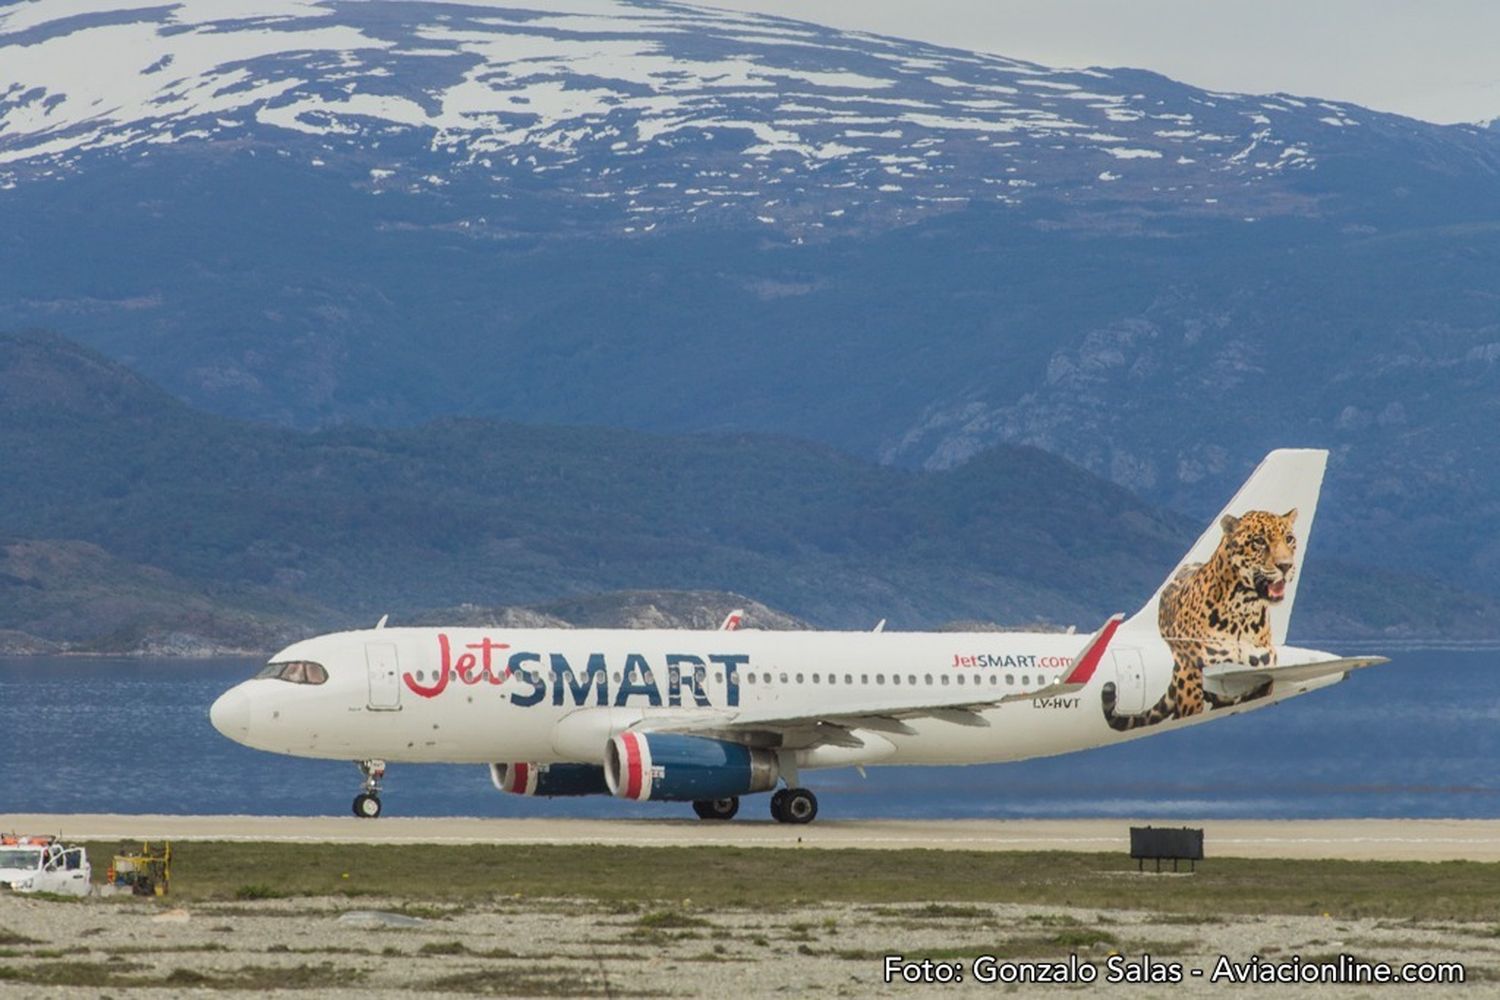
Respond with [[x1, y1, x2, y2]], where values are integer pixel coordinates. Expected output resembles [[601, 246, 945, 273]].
[[210, 685, 253, 743]]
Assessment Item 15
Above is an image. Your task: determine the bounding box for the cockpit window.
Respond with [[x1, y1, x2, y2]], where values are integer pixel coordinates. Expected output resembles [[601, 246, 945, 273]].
[[258, 660, 328, 685]]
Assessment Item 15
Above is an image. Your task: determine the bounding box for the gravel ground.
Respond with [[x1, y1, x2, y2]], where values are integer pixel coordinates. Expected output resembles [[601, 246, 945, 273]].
[[1, 889, 1493, 998]]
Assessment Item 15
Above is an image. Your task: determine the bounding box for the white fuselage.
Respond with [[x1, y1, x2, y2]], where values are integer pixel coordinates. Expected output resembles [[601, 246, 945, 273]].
[[209, 625, 1342, 771]]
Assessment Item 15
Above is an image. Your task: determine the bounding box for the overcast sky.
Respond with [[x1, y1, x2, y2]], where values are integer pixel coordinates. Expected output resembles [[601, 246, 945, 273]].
[[707, 0, 1500, 125]]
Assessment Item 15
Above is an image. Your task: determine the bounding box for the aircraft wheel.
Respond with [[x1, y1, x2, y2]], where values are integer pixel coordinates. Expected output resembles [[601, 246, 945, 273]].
[[692, 797, 739, 820], [769, 788, 790, 822], [352, 793, 383, 819], [780, 788, 817, 825]]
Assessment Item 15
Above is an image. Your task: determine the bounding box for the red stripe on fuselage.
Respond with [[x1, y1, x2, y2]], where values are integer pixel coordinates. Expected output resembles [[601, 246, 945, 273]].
[[1063, 615, 1124, 686]]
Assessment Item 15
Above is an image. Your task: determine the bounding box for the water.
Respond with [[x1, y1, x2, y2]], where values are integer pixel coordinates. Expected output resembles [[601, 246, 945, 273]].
[[2, 651, 1495, 820]]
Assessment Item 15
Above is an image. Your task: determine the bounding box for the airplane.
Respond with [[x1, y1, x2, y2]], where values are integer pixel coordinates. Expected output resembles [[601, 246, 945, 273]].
[[209, 448, 1386, 823]]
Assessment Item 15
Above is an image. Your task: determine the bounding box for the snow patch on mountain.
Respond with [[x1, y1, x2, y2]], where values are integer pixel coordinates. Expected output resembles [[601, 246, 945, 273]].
[[0, 0, 1450, 233]]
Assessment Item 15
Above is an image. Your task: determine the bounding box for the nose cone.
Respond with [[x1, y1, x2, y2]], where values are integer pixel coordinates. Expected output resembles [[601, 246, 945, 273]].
[[210, 685, 253, 743]]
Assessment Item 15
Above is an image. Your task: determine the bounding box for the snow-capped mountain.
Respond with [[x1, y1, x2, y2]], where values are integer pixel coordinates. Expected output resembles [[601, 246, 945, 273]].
[[5, 0, 1491, 235], [5, 0, 1500, 610]]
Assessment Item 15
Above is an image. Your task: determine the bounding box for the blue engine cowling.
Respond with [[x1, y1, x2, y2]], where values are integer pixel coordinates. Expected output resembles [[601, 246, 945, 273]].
[[489, 762, 609, 797], [604, 732, 780, 802]]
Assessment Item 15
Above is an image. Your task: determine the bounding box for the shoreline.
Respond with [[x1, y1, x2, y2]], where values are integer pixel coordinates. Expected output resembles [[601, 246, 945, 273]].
[[4, 638, 1499, 659]]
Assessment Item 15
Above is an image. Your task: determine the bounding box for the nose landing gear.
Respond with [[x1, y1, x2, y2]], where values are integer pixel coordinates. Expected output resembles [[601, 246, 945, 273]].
[[770, 787, 817, 824], [352, 759, 386, 819]]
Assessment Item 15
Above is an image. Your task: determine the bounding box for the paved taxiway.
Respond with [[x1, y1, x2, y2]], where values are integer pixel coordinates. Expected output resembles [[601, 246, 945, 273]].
[[5, 815, 1500, 861]]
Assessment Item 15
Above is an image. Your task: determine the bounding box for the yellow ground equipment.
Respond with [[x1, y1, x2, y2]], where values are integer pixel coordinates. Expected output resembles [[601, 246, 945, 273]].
[[107, 842, 172, 896]]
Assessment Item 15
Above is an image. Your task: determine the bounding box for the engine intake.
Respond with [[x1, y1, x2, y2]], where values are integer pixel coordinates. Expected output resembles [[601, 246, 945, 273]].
[[604, 732, 779, 802], [489, 762, 609, 797]]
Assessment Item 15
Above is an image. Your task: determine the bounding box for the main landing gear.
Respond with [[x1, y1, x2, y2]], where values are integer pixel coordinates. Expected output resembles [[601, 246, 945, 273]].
[[770, 787, 818, 825], [689, 788, 818, 823], [692, 797, 740, 820], [352, 759, 386, 819]]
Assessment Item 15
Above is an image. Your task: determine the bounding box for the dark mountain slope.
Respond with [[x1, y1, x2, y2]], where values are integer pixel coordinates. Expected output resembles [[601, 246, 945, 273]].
[[1, 330, 1493, 648]]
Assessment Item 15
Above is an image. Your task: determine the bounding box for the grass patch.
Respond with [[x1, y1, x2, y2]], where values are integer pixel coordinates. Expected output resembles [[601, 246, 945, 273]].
[[869, 903, 993, 920], [418, 940, 469, 956], [163, 964, 367, 990], [73, 840, 1500, 922], [635, 909, 710, 929], [416, 940, 520, 959], [427, 967, 638, 996], [0, 959, 362, 991], [233, 883, 283, 900], [0, 961, 147, 987], [103, 943, 227, 956], [0, 929, 39, 947]]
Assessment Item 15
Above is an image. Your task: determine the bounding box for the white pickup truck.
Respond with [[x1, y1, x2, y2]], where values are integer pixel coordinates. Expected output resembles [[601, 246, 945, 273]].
[[0, 836, 92, 897]]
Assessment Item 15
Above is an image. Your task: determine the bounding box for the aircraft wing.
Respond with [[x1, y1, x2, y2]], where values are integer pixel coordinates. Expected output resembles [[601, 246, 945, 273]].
[[643, 615, 1124, 751]]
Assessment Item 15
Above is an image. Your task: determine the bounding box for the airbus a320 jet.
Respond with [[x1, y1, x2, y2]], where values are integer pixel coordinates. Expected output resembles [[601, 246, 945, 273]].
[[210, 449, 1385, 823]]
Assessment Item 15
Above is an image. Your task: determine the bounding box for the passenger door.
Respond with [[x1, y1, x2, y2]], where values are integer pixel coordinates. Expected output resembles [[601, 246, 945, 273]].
[[366, 643, 402, 711]]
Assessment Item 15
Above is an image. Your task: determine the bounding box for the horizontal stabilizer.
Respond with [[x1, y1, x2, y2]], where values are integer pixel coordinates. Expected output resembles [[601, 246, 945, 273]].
[[1205, 655, 1388, 688]]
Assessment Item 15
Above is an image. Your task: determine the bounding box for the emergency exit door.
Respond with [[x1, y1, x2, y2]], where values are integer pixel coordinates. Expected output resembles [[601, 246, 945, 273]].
[[366, 643, 402, 711]]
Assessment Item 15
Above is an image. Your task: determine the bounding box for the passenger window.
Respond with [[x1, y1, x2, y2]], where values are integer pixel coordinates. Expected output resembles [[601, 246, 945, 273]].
[[925, 675, 933, 685], [779, 673, 787, 684], [796, 673, 804, 684], [812, 673, 819, 683], [892, 674, 900, 685], [876, 674, 885, 685], [762, 673, 770, 684], [908, 675, 916, 686], [941, 675, 949, 686], [845, 674, 853, 685], [1006, 674, 1015, 686], [957, 675, 966, 685]]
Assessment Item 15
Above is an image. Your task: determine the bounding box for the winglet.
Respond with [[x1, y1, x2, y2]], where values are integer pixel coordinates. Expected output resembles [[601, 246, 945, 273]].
[[720, 609, 744, 631], [1060, 613, 1124, 686]]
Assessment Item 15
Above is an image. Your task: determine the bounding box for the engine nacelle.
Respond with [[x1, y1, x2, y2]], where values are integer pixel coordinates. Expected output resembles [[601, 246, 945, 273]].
[[489, 762, 609, 797], [604, 732, 779, 802]]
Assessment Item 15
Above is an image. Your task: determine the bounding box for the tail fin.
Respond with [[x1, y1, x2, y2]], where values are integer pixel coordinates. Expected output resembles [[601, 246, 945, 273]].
[[1121, 448, 1327, 645]]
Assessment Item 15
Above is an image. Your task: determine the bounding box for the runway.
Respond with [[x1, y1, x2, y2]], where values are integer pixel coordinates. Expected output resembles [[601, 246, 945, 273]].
[[6, 814, 1500, 861]]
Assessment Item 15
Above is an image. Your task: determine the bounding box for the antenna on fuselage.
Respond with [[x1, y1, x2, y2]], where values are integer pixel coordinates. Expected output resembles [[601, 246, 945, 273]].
[[872, 619, 886, 633], [375, 614, 389, 629]]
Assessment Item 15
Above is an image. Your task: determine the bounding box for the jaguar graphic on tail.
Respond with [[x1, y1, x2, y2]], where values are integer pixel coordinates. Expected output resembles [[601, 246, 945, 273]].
[[1102, 451, 1326, 732]]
